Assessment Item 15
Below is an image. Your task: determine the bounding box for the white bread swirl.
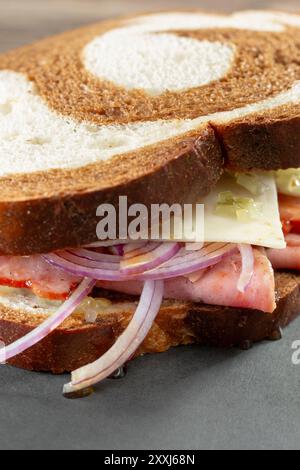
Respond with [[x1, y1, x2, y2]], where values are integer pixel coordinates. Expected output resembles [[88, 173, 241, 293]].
[[1, 11, 300, 176], [1, 71, 300, 177]]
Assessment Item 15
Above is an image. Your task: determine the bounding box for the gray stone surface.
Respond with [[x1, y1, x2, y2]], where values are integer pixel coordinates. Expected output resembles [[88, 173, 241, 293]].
[[0, 319, 300, 449]]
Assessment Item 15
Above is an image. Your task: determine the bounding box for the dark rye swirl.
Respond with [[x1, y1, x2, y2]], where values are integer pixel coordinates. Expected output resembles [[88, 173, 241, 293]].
[[1, 10, 300, 254]]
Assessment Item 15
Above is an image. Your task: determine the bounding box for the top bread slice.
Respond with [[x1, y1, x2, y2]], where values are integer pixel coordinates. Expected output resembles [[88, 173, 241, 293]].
[[1, 10, 300, 255]]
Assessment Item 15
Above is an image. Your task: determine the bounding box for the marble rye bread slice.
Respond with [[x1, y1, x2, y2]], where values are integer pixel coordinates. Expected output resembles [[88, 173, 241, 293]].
[[1, 10, 300, 254]]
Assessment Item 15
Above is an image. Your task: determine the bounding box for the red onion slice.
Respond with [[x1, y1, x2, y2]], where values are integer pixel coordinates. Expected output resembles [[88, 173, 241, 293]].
[[63, 279, 164, 395], [0, 278, 96, 362], [44, 253, 124, 280], [185, 242, 204, 251], [237, 244, 254, 293], [44, 243, 237, 282], [139, 243, 237, 280], [123, 241, 149, 255], [120, 242, 181, 275], [67, 248, 122, 263], [60, 251, 121, 271]]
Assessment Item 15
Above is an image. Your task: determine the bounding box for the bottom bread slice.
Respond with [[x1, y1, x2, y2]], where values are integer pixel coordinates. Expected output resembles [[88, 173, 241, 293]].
[[0, 271, 299, 374]]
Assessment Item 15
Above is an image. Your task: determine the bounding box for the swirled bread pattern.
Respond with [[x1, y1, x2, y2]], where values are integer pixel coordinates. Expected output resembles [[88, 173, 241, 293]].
[[1, 10, 300, 181]]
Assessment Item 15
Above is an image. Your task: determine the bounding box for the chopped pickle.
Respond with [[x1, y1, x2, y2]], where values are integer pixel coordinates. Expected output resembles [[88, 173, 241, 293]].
[[215, 191, 263, 221], [276, 169, 300, 197]]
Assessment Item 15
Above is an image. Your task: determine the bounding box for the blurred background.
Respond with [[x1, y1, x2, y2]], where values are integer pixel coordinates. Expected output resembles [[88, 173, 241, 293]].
[[0, 0, 299, 53]]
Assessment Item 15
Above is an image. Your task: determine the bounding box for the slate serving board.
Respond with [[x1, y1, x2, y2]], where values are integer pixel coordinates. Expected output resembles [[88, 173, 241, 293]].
[[0, 321, 300, 450]]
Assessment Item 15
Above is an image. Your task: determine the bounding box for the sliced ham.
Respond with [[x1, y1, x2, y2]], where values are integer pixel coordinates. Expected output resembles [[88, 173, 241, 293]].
[[285, 233, 300, 247], [267, 232, 300, 271], [0, 255, 80, 300], [98, 248, 276, 313], [0, 248, 276, 312], [267, 246, 300, 271]]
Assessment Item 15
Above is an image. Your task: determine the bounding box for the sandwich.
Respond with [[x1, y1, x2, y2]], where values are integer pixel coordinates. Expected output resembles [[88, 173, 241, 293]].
[[1, 9, 300, 396]]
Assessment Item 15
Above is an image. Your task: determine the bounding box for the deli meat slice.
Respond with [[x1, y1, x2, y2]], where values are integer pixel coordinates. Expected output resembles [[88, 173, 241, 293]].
[[267, 234, 300, 271], [99, 248, 276, 313], [0, 255, 80, 300], [283, 233, 300, 247], [268, 247, 300, 270], [0, 248, 276, 312]]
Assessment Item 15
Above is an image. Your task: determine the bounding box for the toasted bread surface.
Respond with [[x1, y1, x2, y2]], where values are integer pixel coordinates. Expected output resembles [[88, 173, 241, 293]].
[[0, 271, 298, 374], [1, 11, 300, 254]]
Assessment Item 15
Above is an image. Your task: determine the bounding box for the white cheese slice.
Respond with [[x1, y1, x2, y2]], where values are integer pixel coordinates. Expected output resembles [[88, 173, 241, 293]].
[[159, 172, 285, 248], [195, 172, 285, 248]]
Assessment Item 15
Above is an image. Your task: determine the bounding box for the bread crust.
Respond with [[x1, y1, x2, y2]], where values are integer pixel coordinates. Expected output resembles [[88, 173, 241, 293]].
[[214, 112, 300, 171], [0, 127, 222, 255], [0, 271, 299, 374]]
